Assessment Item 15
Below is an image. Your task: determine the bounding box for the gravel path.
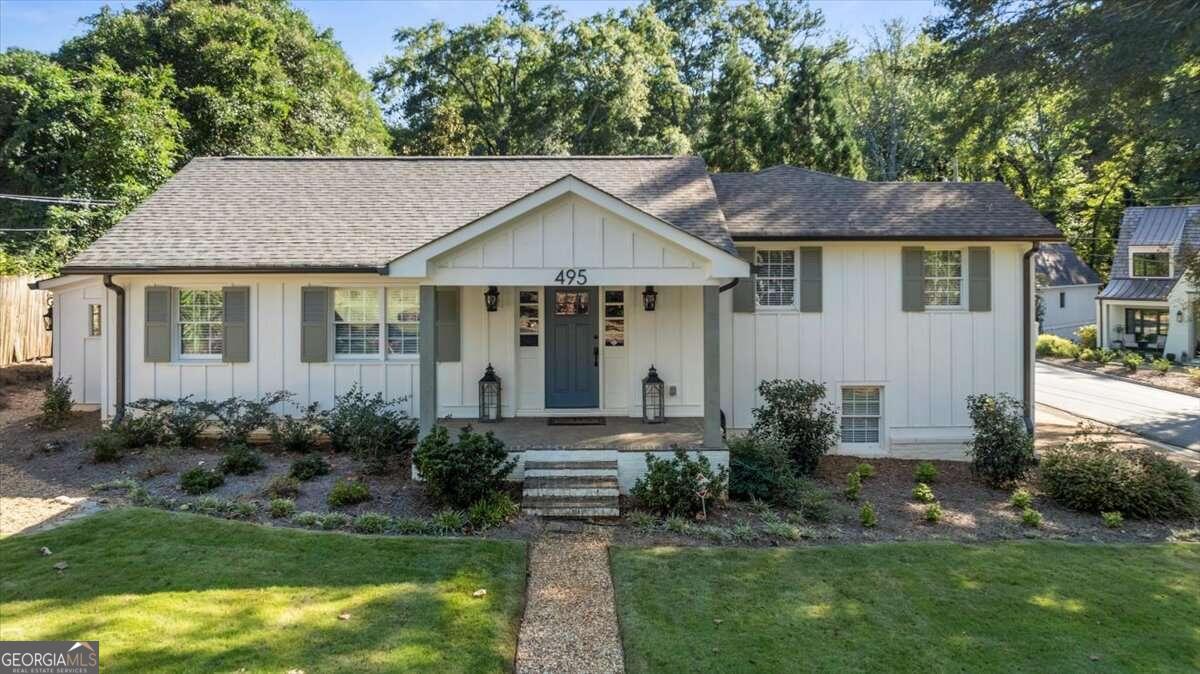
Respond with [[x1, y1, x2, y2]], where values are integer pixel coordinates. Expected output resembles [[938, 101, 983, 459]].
[[516, 525, 625, 674]]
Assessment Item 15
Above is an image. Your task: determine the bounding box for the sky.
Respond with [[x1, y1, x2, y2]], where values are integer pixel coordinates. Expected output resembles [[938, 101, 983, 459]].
[[0, 0, 942, 77]]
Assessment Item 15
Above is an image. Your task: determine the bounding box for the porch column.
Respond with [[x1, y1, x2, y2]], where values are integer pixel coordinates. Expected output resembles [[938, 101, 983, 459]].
[[419, 285, 437, 438], [702, 285, 722, 448]]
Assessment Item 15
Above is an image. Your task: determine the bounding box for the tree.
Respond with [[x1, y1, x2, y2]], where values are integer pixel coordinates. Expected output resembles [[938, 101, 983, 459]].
[[699, 48, 768, 172], [770, 52, 860, 175]]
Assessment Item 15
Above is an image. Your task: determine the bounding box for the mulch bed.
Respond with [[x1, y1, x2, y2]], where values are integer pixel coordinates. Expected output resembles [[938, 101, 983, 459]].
[[1040, 356, 1200, 397]]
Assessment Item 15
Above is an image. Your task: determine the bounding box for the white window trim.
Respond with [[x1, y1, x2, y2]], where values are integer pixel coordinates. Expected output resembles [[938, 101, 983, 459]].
[[174, 286, 224, 362], [329, 285, 422, 362], [1129, 246, 1173, 279], [753, 246, 798, 311], [923, 246, 967, 311], [517, 288, 540, 349], [838, 384, 884, 450], [603, 288, 626, 348]]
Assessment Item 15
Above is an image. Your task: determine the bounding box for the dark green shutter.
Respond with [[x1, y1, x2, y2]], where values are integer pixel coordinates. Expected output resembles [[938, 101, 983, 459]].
[[145, 286, 172, 362], [222, 286, 250, 363], [902, 247, 925, 312], [435, 288, 460, 362], [300, 286, 328, 363], [733, 246, 756, 313], [799, 247, 822, 312], [968, 247, 991, 312]]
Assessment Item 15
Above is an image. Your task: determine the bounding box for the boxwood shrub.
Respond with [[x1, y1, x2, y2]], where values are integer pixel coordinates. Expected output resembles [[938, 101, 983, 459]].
[[631, 447, 728, 518], [180, 466, 224, 495], [413, 425, 516, 508]]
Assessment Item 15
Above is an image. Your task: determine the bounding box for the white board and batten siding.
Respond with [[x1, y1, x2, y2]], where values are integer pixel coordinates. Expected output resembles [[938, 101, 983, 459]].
[[720, 241, 1034, 459], [1038, 284, 1100, 340]]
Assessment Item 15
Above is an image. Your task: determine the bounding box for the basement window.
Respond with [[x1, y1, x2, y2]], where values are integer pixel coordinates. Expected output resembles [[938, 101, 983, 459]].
[[840, 387, 881, 444]]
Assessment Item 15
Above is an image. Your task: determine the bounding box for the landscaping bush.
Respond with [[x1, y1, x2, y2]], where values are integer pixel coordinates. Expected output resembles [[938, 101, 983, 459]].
[[327, 479, 371, 507], [1121, 351, 1144, 373], [180, 467, 224, 495], [39, 376, 73, 429], [1039, 427, 1200, 519], [630, 448, 728, 518], [762, 519, 801, 541], [728, 434, 803, 505], [1036, 334, 1079, 358], [319, 512, 350, 530], [859, 502, 877, 528], [88, 429, 127, 463], [219, 444, 266, 475], [292, 511, 321, 527], [1078, 348, 1098, 362], [264, 475, 301, 498], [163, 397, 209, 448], [966, 393, 1037, 487], [1150, 357, 1171, 374], [1021, 507, 1042, 528], [1095, 348, 1119, 365], [1189, 367, 1200, 386], [352, 512, 393, 534], [413, 425, 516, 509], [289, 454, 331, 481], [467, 493, 520, 530], [203, 391, 290, 446], [749, 379, 839, 475], [431, 509, 467, 534], [923, 502, 943, 523], [914, 461, 938, 484], [271, 401, 322, 453], [788, 480, 833, 523], [912, 483, 935, 504], [1010, 487, 1033, 509], [844, 470, 862, 501], [269, 498, 295, 519], [1102, 511, 1124, 529], [320, 384, 418, 473], [394, 517, 437, 535], [856, 462, 875, 480], [1075, 324, 1097, 349]]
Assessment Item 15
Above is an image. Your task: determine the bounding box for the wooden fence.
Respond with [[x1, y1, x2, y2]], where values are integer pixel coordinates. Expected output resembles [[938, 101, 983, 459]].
[[0, 276, 52, 366]]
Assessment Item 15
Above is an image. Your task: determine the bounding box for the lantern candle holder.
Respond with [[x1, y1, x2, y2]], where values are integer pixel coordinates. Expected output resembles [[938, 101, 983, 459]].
[[479, 363, 501, 422], [642, 365, 665, 423]]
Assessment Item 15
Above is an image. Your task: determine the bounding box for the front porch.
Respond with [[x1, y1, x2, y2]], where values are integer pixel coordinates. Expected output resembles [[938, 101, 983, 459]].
[[440, 416, 708, 450]]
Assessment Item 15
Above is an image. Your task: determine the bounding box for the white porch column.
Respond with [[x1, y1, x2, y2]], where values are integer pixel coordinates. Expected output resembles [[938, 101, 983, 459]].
[[703, 285, 722, 448], [419, 285, 437, 438]]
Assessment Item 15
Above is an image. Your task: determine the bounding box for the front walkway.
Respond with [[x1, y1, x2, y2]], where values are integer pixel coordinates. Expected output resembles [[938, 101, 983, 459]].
[[441, 416, 705, 450]]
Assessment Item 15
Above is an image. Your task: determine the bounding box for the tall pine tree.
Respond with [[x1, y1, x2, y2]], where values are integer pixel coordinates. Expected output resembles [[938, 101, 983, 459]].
[[700, 49, 768, 172], [771, 54, 861, 176]]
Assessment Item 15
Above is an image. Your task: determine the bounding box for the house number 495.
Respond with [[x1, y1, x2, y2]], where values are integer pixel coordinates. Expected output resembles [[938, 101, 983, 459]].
[[554, 268, 588, 285]]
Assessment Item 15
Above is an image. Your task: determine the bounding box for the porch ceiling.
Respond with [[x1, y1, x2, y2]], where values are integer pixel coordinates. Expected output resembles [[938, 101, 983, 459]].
[[439, 417, 707, 450]]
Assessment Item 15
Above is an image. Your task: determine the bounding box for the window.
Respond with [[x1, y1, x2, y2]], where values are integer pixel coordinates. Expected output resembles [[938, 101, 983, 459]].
[[1059, 292, 1065, 309], [604, 290, 625, 347], [841, 387, 881, 444], [386, 288, 419, 356], [755, 250, 795, 307], [923, 250, 963, 307], [519, 290, 539, 347], [554, 290, 590, 315], [178, 289, 223, 356], [333, 288, 380, 356], [1124, 308, 1169, 339], [1131, 252, 1170, 278], [88, 304, 102, 337]]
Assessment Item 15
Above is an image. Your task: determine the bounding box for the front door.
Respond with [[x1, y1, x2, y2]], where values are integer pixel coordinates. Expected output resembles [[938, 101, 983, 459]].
[[545, 287, 599, 408]]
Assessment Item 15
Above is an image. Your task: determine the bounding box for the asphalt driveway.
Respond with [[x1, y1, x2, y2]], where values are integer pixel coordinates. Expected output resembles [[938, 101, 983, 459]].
[[1036, 362, 1200, 450]]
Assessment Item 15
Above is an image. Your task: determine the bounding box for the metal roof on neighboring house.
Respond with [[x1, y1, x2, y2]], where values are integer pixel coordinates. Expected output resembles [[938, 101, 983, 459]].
[[1097, 278, 1178, 301], [1109, 205, 1200, 278], [1129, 206, 1191, 245], [1034, 243, 1101, 287]]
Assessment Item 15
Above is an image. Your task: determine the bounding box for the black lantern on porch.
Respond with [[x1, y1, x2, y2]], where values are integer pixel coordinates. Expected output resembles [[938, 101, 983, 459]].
[[642, 285, 658, 312], [642, 365, 665, 423], [479, 363, 501, 422], [42, 298, 53, 332], [484, 286, 500, 312]]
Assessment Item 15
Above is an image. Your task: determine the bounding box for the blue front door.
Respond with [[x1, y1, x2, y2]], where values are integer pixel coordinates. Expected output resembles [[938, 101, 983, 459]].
[[545, 287, 599, 408]]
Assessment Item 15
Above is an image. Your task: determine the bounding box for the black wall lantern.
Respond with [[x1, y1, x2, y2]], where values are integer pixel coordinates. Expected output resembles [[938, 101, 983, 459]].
[[42, 298, 53, 332], [484, 286, 500, 312], [642, 285, 658, 312], [642, 365, 665, 423], [479, 363, 501, 422]]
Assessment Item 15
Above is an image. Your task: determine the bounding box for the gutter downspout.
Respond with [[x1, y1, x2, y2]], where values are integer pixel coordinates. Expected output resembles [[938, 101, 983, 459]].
[[1022, 242, 1040, 434], [102, 275, 126, 423], [718, 278, 739, 293]]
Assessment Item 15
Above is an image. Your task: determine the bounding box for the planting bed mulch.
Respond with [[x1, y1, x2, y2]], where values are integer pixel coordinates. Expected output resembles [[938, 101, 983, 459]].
[[1040, 356, 1200, 396]]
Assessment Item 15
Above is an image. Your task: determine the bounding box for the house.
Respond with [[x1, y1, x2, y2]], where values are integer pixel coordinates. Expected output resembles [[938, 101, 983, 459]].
[[1096, 205, 1199, 361], [1034, 243, 1101, 339], [37, 156, 1061, 499]]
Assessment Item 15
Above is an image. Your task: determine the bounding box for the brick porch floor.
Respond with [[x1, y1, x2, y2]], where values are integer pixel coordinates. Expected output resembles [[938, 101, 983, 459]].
[[439, 416, 706, 450]]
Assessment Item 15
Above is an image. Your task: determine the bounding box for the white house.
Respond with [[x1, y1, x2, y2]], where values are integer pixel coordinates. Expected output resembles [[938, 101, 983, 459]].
[[38, 157, 1061, 507], [1096, 205, 1199, 362], [1034, 243, 1100, 339]]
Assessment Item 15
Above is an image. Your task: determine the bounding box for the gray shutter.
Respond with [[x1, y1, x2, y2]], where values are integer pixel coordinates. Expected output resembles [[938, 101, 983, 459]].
[[435, 288, 460, 362], [733, 246, 756, 313], [968, 247, 992, 312], [902, 247, 926, 312], [222, 286, 250, 363], [799, 247, 822, 312], [300, 286, 328, 363], [145, 286, 172, 362]]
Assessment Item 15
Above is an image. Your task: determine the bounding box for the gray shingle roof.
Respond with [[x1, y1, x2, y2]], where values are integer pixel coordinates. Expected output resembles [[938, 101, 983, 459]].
[[1097, 278, 1178, 301], [709, 166, 1061, 240], [64, 156, 733, 271], [1108, 205, 1200, 278], [1034, 243, 1101, 287]]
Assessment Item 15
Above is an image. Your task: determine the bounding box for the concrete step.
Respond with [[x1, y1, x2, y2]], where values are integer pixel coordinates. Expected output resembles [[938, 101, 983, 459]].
[[523, 506, 621, 518], [524, 476, 619, 490], [523, 460, 618, 471], [523, 487, 620, 498], [524, 468, 618, 479], [523, 494, 618, 508]]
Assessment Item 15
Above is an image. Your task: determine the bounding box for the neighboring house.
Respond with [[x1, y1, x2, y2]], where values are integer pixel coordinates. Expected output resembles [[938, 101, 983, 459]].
[[1034, 243, 1101, 339], [38, 157, 1061, 490], [1096, 205, 1199, 361]]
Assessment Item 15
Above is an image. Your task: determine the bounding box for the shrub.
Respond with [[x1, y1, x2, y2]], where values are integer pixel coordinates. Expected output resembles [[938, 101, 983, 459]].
[[263, 475, 301, 498], [431, 509, 467, 534], [327, 479, 371, 507], [271, 402, 322, 453], [180, 467, 224, 495], [1039, 426, 1200, 519], [394, 517, 436, 535], [762, 520, 801, 541], [1078, 348, 1098, 362], [162, 397, 209, 448], [192, 496, 228, 516], [1121, 351, 1144, 372], [203, 391, 291, 446], [665, 515, 695, 535], [844, 470, 862, 501], [1075, 324, 1097, 349], [292, 511, 321, 527], [467, 493, 519, 530], [923, 502, 943, 523], [128, 397, 207, 448], [966, 393, 1037, 488], [413, 425, 517, 509], [88, 429, 127, 463], [856, 462, 875, 480], [1149, 358, 1170, 374], [269, 498, 296, 518], [630, 447, 729, 518], [728, 434, 791, 503], [39, 376, 73, 429], [789, 480, 832, 523], [1009, 487, 1033, 509], [319, 512, 350, 530], [1036, 334, 1079, 359], [627, 511, 657, 531], [320, 384, 418, 474], [1021, 507, 1042, 528], [1095, 348, 1119, 365], [730, 522, 756, 543], [289, 454, 331, 481], [699, 525, 733, 544], [749, 379, 839, 475], [218, 444, 266, 475], [226, 500, 258, 519], [353, 512, 393, 534], [109, 410, 168, 450], [914, 461, 938, 484], [859, 502, 878, 528], [1102, 511, 1124, 529], [1189, 367, 1200, 386], [912, 483, 935, 504]]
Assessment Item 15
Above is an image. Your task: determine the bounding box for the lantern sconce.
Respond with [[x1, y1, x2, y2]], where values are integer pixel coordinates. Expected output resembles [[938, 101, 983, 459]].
[[1177, 309, 1185, 323], [642, 364, 665, 424], [479, 363, 501, 422], [42, 298, 53, 332], [484, 286, 500, 312], [642, 285, 658, 312]]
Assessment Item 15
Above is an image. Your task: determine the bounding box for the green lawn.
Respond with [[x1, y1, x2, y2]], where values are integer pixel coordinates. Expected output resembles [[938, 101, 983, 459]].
[[611, 542, 1200, 673], [0, 509, 527, 673]]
